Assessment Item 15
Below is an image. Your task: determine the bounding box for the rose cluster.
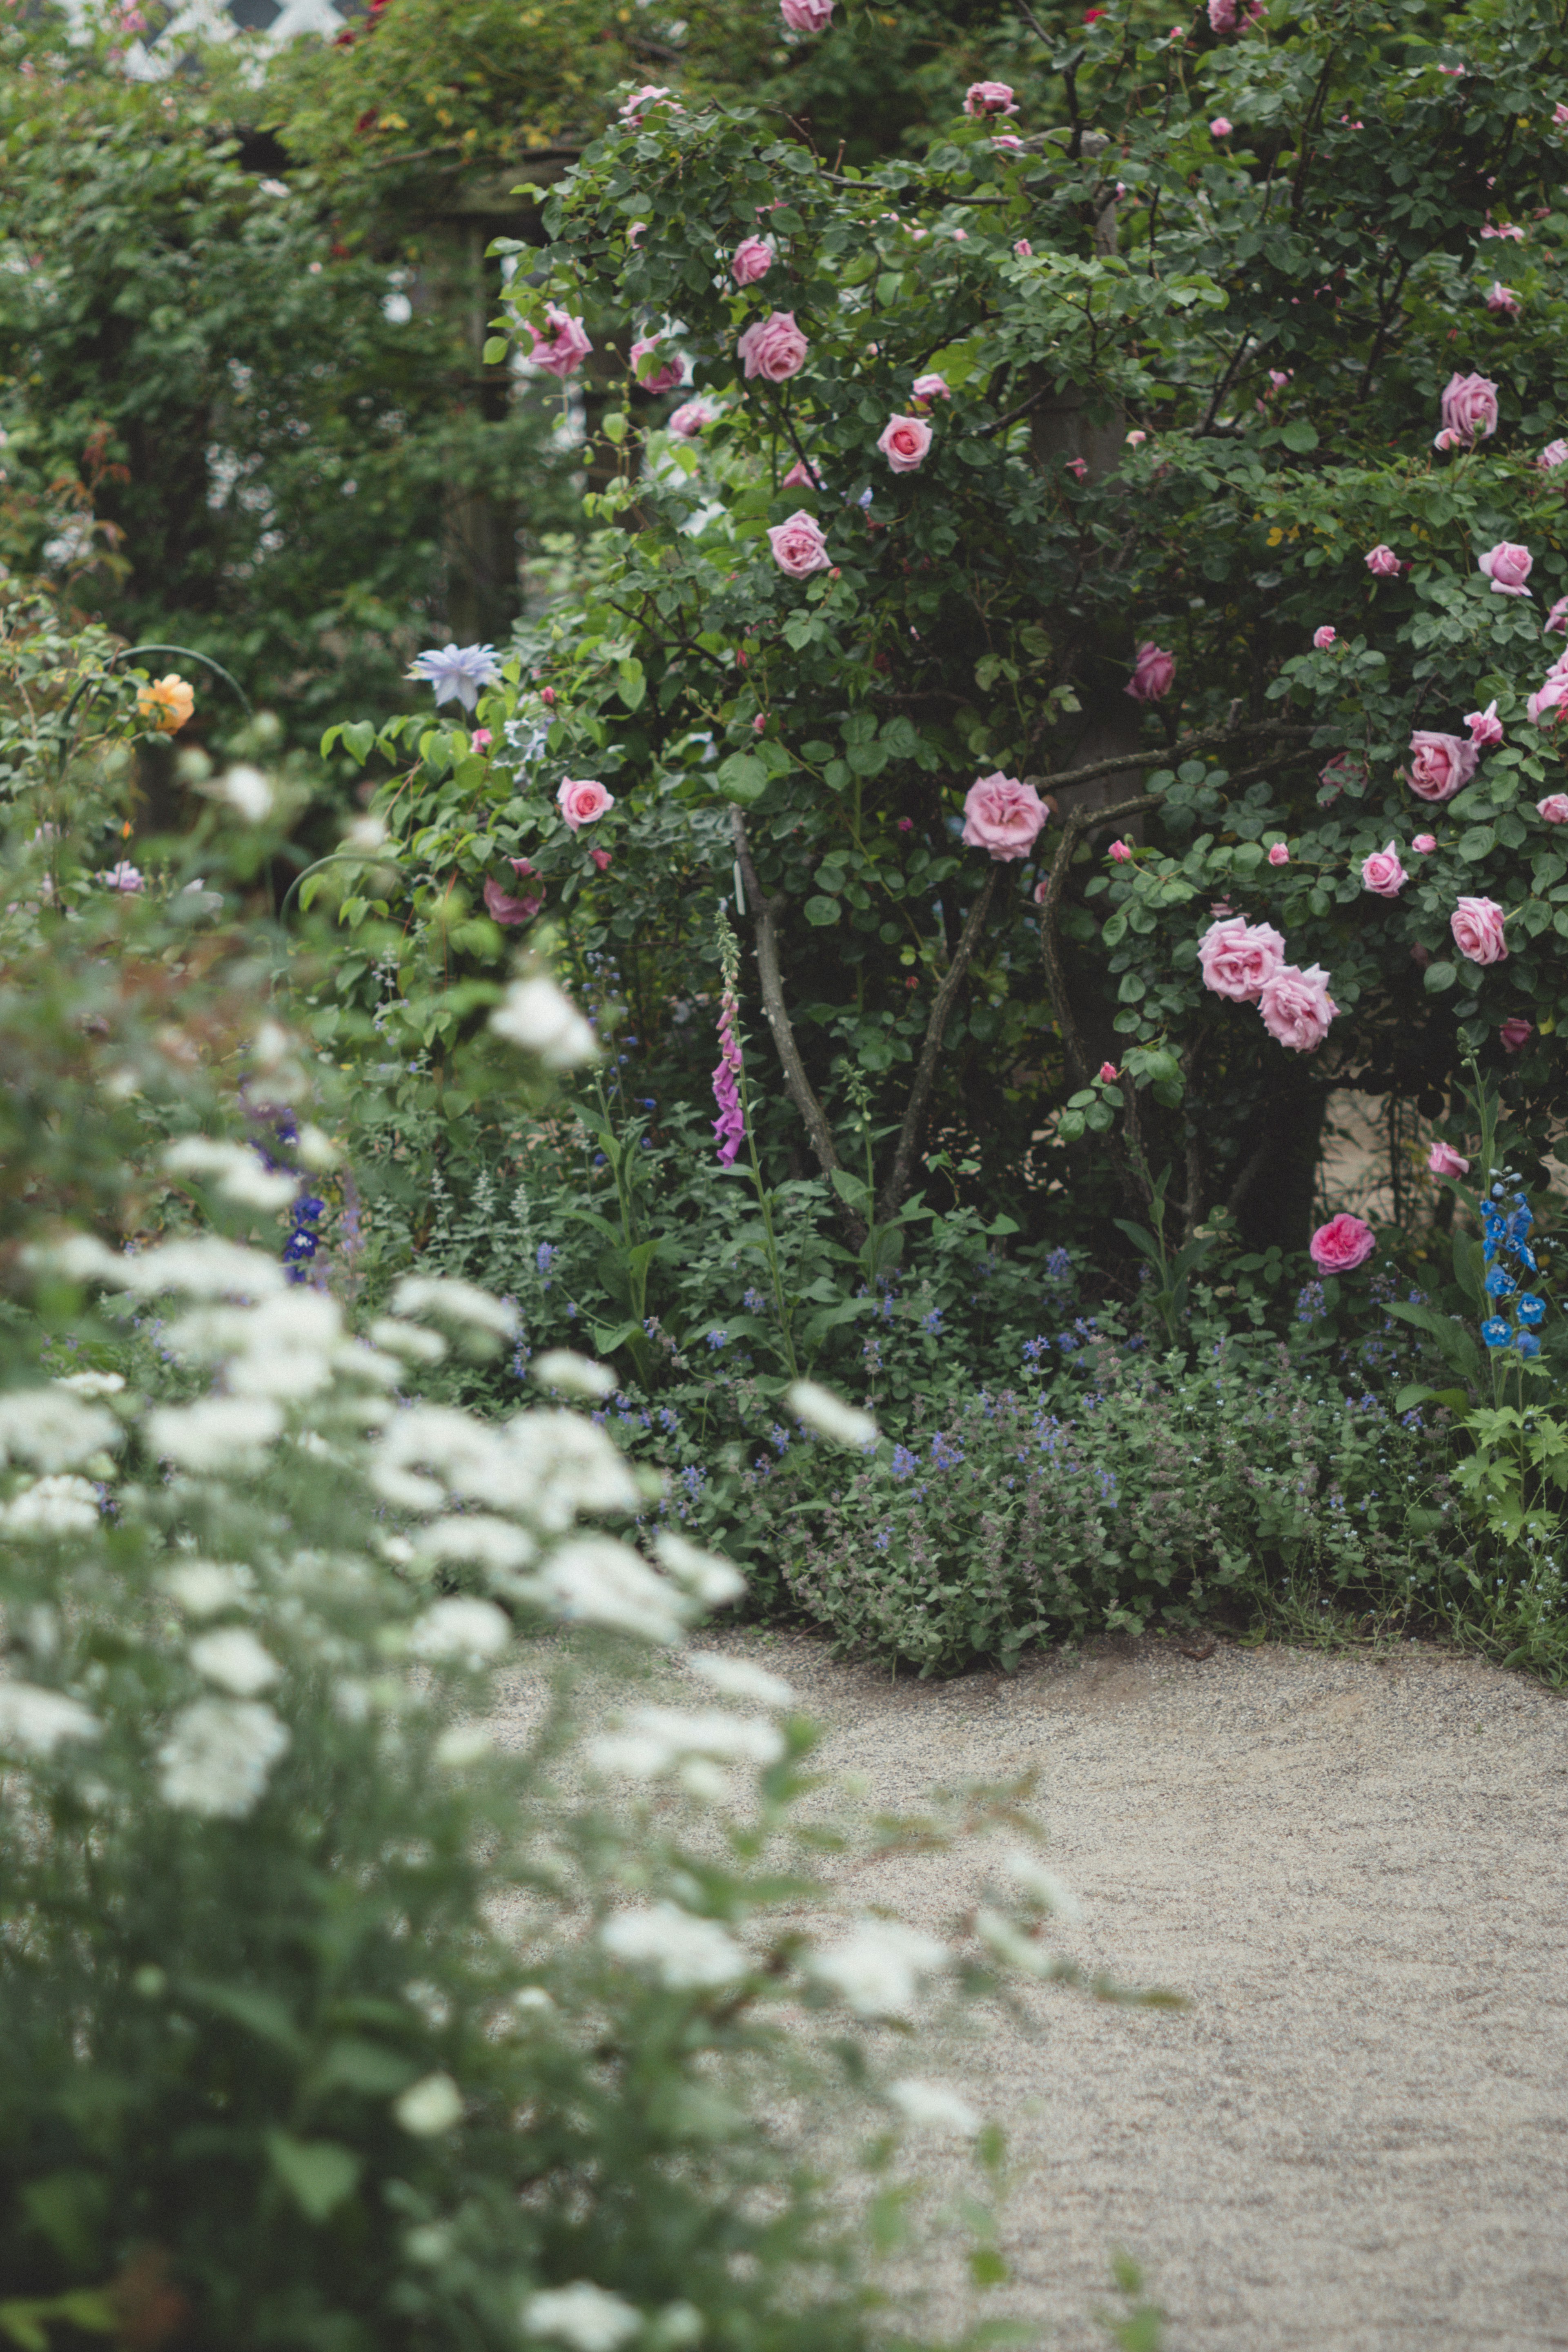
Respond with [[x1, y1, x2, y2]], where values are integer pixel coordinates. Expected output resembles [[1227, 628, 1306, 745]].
[[1198, 915, 1337, 1052]]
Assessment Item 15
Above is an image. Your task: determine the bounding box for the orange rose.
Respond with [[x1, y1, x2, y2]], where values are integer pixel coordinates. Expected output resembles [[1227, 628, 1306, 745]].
[[136, 674, 194, 733]]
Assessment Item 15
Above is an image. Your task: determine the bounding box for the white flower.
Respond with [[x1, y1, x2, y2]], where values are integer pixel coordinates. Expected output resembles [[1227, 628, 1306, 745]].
[[157, 1699, 290, 1817], [973, 1906, 1052, 1977], [0, 1387, 119, 1469], [518, 1537, 689, 1644], [434, 1724, 494, 1768], [189, 1628, 281, 1697], [809, 1921, 950, 2016], [652, 1531, 745, 1608], [393, 2070, 465, 2135], [407, 1597, 510, 1668], [687, 1651, 793, 1708], [296, 1123, 340, 1172], [390, 1275, 519, 1338], [161, 1560, 256, 1617], [886, 2078, 980, 2137], [414, 1516, 535, 1574], [521, 2283, 642, 2352], [0, 1680, 101, 1757], [55, 1371, 125, 1399], [505, 1414, 641, 1527], [588, 1706, 783, 1779], [1002, 1850, 1083, 1922], [343, 813, 387, 852], [406, 641, 501, 712], [530, 1350, 616, 1400], [167, 1292, 342, 1400], [491, 976, 599, 1069], [216, 763, 274, 822], [36, 1233, 287, 1299], [0, 1475, 101, 1537], [369, 1316, 448, 1363], [786, 1380, 877, 1450], [601, 1902, 747, 1990], [145, 1396, 284, 1473], [162, 1137, 297, 1214]]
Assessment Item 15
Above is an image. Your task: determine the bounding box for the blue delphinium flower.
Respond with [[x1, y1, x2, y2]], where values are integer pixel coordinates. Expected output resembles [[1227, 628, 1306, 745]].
[[1518, 1294, 1547, 1326], [1484, 1266, 1515, 1299], [1518, 1332, 1542, 1359], [1480, 1316, 1512, 1349], [406, 642, 501, 711]]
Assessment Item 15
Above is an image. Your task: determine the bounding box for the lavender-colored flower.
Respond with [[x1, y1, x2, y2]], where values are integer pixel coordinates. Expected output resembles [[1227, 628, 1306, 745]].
[[406, 643, 502, 712], [712, 991, 744, 1165]]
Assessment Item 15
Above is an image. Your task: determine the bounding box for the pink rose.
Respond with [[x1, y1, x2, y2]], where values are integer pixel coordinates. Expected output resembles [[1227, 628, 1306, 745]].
[[731, 238, 775, 285], [590, 847, 612, 873], [471, 728, 492, 754], [737, 310, 808, 383], [1463, 699, 1503, 748], [1097, 1061, 1120, 1082], [1538, 441, 1568, 474], [100, 862, 144, 893], [1527, 674, 1568, 726], [1556, 102, 1568, 125], [911, 374, 951, 408], [1360, 841, 1407, 898], [1107, 839, 1134, 864], [630, 335, 684, 394], [1209, 116, 1233, 136], [1499, 1017, 1533, 1053], [1450, 895, 1508, 965], [1478, 540, 1533, 597], [484, 859, 543, 927], [961, 773, 1049, 861], [751, 713, 766, 734], [781, 458, 821, 488], [877, 414, 933, 473], [1258, 962, 1337, 1052], [667, 398, 718, 437], [1413, 833, 1437, 853], [1197, 915, 1286, 1002], [619, 84, 679, 124], [1486, 281, 1522, 317], [1065, 456, 1088, 480], [1407, 731, 1479, 802], [1365, 543, 1402, 577], [1309, 1213, 1374, 1274], [1546, 596, 1568, 635], [1267, 842, 1289, 866], [1427, 1142, 1469, 1177], [1268, 369, 1294, 390], [1537, 794, 1568, 823], [1207, 0, 1236, 26], [780, 0, 833, 27], [1313, 626, 1336, 649], [1438, 370, 1499, 446], [992, 134, 1026, 155], [1125, 641, 1175, 702], [767, 508, 831, 578], [528, 305, 593, 379], [557, 777, 615, 831], [964, 80, 1018, 116], [626, 222, 647, 248], [1125, 429, 1147, 446]]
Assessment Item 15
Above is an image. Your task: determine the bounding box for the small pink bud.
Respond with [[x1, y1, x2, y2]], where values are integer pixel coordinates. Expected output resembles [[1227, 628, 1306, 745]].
[[470, 728, 492, 753], [1098, 1061, 1120, 1082], [1267, 842, 1289, 865], [590, 847, 612, 873], [1013, 238, 1033, 256], [896, 816, 913, 832], [1209, 115, 1233, 136], [1499, 1017, 1533, 1053], [541, 686, 556, 705], [1412, 833, 1437, 853], [1108, 839, 1133, 863], [1312, 626, 1336, 649], [752, 713, 766, 733]]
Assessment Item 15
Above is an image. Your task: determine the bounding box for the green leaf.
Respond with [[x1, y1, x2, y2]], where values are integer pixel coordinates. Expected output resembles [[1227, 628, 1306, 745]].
[[1423, 960, 1458, 993], [481, 334, 509, 365], [804, 895, 840, 927], [617, 657, 646, 711], [715, 752, 768, 806], [341, 720, 375, 766], [266, 2134, 363, 2224], [1279, 418, 1318, 453]]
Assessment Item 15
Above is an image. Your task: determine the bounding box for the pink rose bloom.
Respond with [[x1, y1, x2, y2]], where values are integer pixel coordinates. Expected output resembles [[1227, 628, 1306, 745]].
[[1527, 674, 1568, 726], [1546, 595, 1568, 635], [1267, 842, 1290, 866], [1537, 794, 1568, 823], [1107, 839, 1133, 864], [626, 222, 647, 248], [590, 847, 612, 873], [471, 728, 492, 753], [1478, 540, 1533, 597], [667, 398, 718, 437], [1207, 0, 1237, 26], [961, 773, 1049, 861], [1428, 1141, 1469, 1177], [1125, 641, 1175, 701], [619, 84, 679, 125], [731, 238, 775, 285], [1538, 440, 1568, 473], [1258, 962, 1337, 1052], [1450, 895, 1508, 965], [1313, 626, 1336, 649], [1413, 833, 1437, 853], [1464, 699, 1503, 747], [1361, 841, 1407, 898], [1209, 116, 1233, 136], [737, 310, 808, 382], [964, 80, 1018, 116], [484, 858, 545, 926], [630, 335, 684, 394], [877, 414, 933, 473], [1365, 543, 1402, 577], [1407, 731, 1479, 802], [1125, 428, 1147, 446], [1309, 1213, 1374, 1274], [1268, 369, 1294, 390], [767, 508, 831, 577], [781, 458, 821, 488], [1013, 238, 1033, 258], [992, 134, 1027, 154], [1065, 456, 1089, 480], [1499, 1016, 1533, 1053], [780, 0, 833, 27], [528, 305, 593, 379], [1438, 370, 1499, 446], [911, 373, 951, 408], [1556, 101, 1568, 125], [1197, 915, 1286, 1002], [557, 777, 615, 831], [1098, 1061, 1120, 1082], [1485, 281, 1522, 317]]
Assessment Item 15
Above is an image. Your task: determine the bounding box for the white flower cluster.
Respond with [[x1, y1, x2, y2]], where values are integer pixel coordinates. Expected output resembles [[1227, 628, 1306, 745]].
[[521, 2283, 641, 2352], [586, 1703, 783, 1801], [157, 1697, 290, 1818], [600, 1902, 748, 1990], [162, 1135, 297, 1213], [0, 1679, 100, 1757], [808, 1920, 951, 2017], [0, 1384, 120, 1470]]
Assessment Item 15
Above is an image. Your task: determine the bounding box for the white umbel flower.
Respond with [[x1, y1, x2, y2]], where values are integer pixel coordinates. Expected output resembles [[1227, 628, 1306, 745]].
[[368, 1316, 448, 1363], [38, 1234, 287, 1299], [146, 1396, 283, 1474], [601, 1902, 747, 1990], [0, 1681, 101, 1757], [687, 1651, 794, 1709], [161, 1560, 256, 1617], [189, 1628, 281, 1697], [886, 2078, 980, 2138], [586, 1706, 783, 1780], [530, 1350, 616, 1400], [393, 2071, 464, 2136], [652, 1531, 745, 1607], [0, 1387, 119, 1470], [54, 1371, 125, 1399], [157, 1698, 290, 1817], [785, 1380, 877, 1450], [406, 1597, 510, 1668], [809, 1921, 950, 2016], [413, 1516, 535, 1573], [518, 1537, 688, 1645], [521, 2283, 641, 2352], [390, 1276, 519, 1338], [491, 976, 599, 1069], [0, 1476, 101, 1537], [162, 1137, 297, 1213]]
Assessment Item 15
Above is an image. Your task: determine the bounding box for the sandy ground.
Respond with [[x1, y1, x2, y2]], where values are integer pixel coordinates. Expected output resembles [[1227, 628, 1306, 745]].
[[495, 1630, 1568, 2351]]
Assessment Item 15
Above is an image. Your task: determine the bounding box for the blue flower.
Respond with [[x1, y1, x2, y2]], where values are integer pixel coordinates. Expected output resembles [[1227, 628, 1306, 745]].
[[922, 1309, 943, 1335], [405, 642, 502, 711], [1484, 1266, 1515, 1299], [890, 1444, 918, 1480], [1518, 1294, 1547, 1326], [1296, 1281, 1326, 1324], [1515, 1245, 1539, 1275], [1518, 1331, 1542, 1359], [705, 1328, 727, 1350], [1481, 1317, 1513, 1349], [537, 1243, 557, 1275], [743, 1288, 765, 1314], [1045, 1247, 1073, 1283], [1022, 1336, 1050, 1363]]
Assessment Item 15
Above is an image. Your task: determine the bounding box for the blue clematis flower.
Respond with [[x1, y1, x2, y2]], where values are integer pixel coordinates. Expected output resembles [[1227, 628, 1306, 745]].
[[1481, 1317, 1513, 1349], [406, 642, 502, 711], [1518, 1294, 1547, 1326], [1484, 1266, 1515, 1299]]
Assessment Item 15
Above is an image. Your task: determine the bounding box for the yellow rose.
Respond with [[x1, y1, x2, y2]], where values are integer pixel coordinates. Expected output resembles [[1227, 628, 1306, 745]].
[[136, 674, 194, 733]]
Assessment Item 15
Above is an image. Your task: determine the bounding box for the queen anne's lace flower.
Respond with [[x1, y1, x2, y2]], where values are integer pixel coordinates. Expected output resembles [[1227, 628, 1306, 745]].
[[158, 1699, 290, 1817], [0, 1387, 119, 1470], [407, 1596, 511, 1667], [189, 1628, 281, 1697], [687, 1652, 795, 1708], [0, 1680, 101, 1756], [785, 1381, 876, 1449], [163, 1137, 298, 1212], [0, 1476, 102, 1537], [886, 2079, 979, 2136], [601, 1902, 748, 1988], [146, 1396, 284, 1474], [521, 2283, 643, 2352]]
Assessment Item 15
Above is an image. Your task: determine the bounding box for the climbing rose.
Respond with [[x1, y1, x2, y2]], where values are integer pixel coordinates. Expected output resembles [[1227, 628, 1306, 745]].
[[1478, 541, 1533, 597], [911, 373, 951, 408], [1450, 895, 1508, 965], [1197, 916, 1285, 1002], [484, 861, 543, 927], [1538, 441, 1568, 473], [1546, 596, 1568, 635], [1365, 544, 1401, 577], [1258, 963, 1337, 1052], [780, 0, 833, 26], [737, 311, 808, 382], [1406, 732, 1479, 802], [557, 778, 615, 831], [960, 774, 1049, 861], [619, 84, 679, 124], [1499, 1017, 1533, 1053], [964, 80, 1017, 116], [1486, 281, 1522, 317], [527, 306, 592, 378], [1412, 833, 1437, 853], [1428, 1142, 1469, 1176], [1461, 702, 1502, 750], [1098, 1062, 1120, 1082], [1360, 841, 1407, 898], [1267, 843, 1289, 866], [1309, 1214, 1374, 1274], [1209, 116, 1233, 136], [731, 238, 774, 285], [877, 414, 933, 473], [1107, 840, 1133, 864], [629, 336, 684, 394], [781, 459, 821, 488], [1527, 675, 1568, 725], [766, 509, 831, 578], [1125, 641, 1175, 701], [1013, 239, 1033, 257], [1312, 626, 1336, 649], [1537, 795, 1568, 823], [1437, 371, 1499, 447], [667, 399, 718, 437], [136, 674, 194, 733]]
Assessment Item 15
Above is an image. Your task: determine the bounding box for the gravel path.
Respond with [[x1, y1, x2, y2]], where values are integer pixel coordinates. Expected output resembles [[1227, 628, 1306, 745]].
[[501, 1631, 1568, 2350]]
